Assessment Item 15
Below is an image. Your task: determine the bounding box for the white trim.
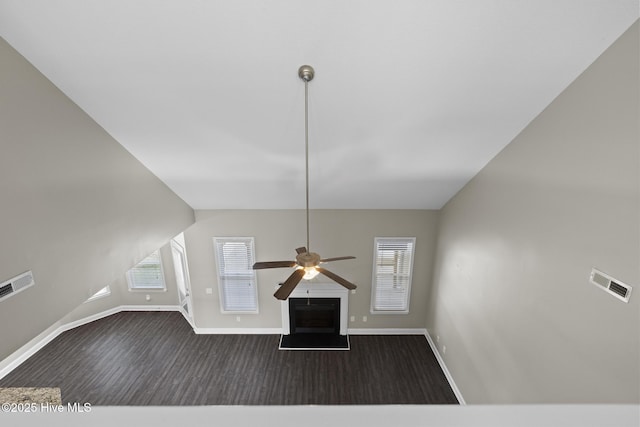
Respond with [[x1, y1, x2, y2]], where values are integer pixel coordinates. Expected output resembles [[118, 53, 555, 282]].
[[424, 330, 466, 405], [193, 327, 283, 335], [178, 308, 196, 329], [171, 238, 195, 323], [0, 304, 181, 380], [282, 282, 349, 335], [127, 250, 167, 291], [370, 237, 416, 314], [85, 285, 111, 303], [213, 236, 259, 314], [113, 305, 182, 312], [348, 328, 428, 335], [0, 319, 65, 380]]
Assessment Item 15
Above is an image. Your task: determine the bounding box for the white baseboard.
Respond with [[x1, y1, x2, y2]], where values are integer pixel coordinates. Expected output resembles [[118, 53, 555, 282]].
[[348, 328, 428, 335], [424, 330, 466, 405], [349, 327, 465, 404], [0, 320, 65, 381], [0, 304, 181, 380], [194, 327, 282, 335], [194, 327, 429, 335], [114, 305, 182, 312]]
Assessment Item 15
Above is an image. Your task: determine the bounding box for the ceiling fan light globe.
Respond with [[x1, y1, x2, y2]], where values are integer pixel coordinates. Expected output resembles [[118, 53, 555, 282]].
[[302, 266, 320, 280]]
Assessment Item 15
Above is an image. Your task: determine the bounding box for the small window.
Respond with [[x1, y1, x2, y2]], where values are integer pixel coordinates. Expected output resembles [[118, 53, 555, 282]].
[[86, 285, 111, 302], [213, 237, 258, 313], [371, 237, 416, 313], [127, 250, 166, 291]]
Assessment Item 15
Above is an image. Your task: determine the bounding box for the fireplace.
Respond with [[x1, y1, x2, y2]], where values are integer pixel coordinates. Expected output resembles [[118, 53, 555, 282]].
[[279, 282, 350, 350], [289, 298, 340, 334]]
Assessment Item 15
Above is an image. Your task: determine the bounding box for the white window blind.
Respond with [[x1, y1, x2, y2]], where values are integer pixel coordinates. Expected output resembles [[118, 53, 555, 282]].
[[213, 237, 258, 313], [371, 237, 416, 313], [127, 250, 166, 290]]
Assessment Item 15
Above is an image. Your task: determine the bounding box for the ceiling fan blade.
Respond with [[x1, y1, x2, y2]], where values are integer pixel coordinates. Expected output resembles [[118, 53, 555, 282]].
[[320, 256, 356, 263], [295, 247, 308, 254], [274, 269, 305, 300], [253, 261, 297, 270], [316, 267, 357, 290]]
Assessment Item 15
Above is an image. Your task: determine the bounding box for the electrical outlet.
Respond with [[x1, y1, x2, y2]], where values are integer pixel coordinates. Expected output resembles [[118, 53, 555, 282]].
[[442, 345, 446, 354], [205, 288, 213, 295], [436, 335, 440, 343], [363, 315, 367, 322], [236, 316, 241, 322], [350, 316, 355, 322], [351, 289, 356, 294]]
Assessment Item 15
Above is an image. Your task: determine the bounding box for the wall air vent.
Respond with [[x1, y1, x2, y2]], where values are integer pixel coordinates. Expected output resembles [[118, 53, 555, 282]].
[[590, 268, 632, 303], [0, 283, 13, 298], [0, 270, 35, 303]]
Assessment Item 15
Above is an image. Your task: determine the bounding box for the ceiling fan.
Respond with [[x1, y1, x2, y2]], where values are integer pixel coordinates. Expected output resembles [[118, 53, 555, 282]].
[[252, 65, 357, 301]]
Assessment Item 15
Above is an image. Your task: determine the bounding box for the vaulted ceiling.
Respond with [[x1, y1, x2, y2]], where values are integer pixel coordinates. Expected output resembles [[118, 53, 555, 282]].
[[1, 1, 637, 209]]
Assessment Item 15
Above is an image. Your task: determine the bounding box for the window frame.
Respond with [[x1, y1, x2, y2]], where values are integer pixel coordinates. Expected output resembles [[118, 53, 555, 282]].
[[213, 237, 259, 314], [370, 237, 416, 314], [126, 250, 167, 292], [85, 285, 111, 302]]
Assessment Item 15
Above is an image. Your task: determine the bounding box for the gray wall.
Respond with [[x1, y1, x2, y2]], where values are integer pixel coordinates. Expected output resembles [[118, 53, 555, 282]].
[[0, 38, 195, 360], [185, 210, 438, 330], [427, 22, 639, 403], [58, 241, 185, 326]]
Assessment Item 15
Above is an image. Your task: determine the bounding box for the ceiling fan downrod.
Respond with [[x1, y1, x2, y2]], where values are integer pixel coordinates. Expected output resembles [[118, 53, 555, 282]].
[[251, 65, 356, 301], [298, 65, 314, 255]]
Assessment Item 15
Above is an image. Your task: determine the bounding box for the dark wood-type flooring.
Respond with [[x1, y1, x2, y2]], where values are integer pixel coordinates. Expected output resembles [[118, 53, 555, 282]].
[[0, 311, 459, 405]]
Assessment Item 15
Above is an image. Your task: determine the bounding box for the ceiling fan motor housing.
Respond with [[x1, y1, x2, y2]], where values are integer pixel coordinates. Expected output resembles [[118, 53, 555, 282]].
[[296, 252, 321, 267]]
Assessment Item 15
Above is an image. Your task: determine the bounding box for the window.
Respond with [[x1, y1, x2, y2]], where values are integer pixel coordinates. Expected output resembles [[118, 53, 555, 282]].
[[127, 250, 166, 291], [86, 285, 111, 302], [213, 237, 258, 313], [371, 237, 416, 313]]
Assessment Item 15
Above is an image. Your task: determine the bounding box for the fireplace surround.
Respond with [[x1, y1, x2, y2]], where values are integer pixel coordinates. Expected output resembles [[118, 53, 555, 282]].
[[279, 281, 350, 350]]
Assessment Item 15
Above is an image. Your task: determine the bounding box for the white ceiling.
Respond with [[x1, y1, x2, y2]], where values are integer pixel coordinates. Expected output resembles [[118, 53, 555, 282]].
[[1, 1, 637, 209]]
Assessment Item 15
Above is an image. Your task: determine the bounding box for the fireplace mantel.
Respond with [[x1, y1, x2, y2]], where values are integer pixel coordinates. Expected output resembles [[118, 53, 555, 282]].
[[281, 282, 349, 335]]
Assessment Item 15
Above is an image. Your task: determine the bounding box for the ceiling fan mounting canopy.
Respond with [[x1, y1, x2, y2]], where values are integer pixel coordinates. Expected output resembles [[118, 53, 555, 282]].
[[252, 65, 357, 301], [298, 65, 314, 82]]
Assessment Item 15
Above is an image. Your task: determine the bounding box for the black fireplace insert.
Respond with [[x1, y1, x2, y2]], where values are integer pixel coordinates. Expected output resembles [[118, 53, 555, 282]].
[[289, 297, 340, 334], [280, 297, 349, 349]]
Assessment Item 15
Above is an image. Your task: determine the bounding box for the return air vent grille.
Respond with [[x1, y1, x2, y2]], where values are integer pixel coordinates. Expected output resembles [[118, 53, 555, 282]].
[[0, 283, 13, 298], [0, 270, 35, 303], [608, 282, 629, 299], [590, 268, 632, 303]]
